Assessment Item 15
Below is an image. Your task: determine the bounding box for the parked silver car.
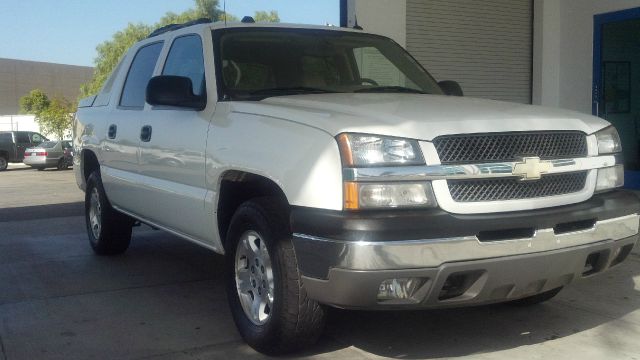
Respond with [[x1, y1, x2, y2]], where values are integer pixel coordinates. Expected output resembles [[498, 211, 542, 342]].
[[23, 140, 73, 170]]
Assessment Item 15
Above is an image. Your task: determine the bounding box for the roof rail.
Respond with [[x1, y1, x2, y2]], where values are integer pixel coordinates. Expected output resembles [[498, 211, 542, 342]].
[[147, 18, 212, 39]]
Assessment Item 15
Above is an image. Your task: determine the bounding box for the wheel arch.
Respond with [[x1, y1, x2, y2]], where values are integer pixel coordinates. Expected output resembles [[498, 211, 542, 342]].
[[216, 170, 290, 250], [81, 149, 100, 188]]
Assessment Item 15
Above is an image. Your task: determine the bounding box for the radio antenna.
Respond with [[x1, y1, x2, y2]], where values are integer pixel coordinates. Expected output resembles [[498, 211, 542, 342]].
[[224, 0, 227, 26]]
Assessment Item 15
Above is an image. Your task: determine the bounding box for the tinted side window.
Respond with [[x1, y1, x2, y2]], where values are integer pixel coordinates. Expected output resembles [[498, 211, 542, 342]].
[[0, 133, 12, 142], [163, 35, 205, 95], [16, 133, 30, 143], [120, 42, 164, 108]]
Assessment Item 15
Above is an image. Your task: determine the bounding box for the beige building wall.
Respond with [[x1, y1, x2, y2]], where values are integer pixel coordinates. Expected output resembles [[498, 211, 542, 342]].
[[0, 58, 94, 115], [346, 0, 407, 47], [349, 0, 640, 115]]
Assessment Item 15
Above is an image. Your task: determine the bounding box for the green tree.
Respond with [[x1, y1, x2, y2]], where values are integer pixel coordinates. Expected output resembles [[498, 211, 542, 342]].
[[254, 10, 280, 23], [20, 91, 75, 140], [19, 89, 50, 115], [80, 0, 278, 98], [40, 98, 75, 140], [80, 23, 152, 97], [195, 0, 223, 20]]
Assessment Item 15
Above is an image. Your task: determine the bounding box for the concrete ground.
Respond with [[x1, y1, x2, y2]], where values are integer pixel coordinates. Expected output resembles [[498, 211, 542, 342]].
[[1, 163, 640, 359]]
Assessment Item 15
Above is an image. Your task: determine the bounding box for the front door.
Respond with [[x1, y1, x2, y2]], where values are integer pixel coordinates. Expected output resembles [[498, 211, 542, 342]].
[[593, 7, 640, 188], [137, 34, 212, 242]]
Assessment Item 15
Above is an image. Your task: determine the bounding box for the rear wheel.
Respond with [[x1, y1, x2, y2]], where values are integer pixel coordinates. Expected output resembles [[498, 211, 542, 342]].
[[0, 156, 7, 171], [85, 172, 134, 255], [57, 158, 69, 170], [509, 287, 563, 306], [225, 197, 326, 355]]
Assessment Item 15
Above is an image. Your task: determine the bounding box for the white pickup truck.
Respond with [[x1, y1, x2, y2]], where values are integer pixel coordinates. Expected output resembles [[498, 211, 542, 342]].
[[74, 19, 640, 354]]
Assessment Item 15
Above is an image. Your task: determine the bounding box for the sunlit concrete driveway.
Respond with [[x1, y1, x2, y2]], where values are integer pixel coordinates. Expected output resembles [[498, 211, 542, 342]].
[[1, 163, 640, 359]]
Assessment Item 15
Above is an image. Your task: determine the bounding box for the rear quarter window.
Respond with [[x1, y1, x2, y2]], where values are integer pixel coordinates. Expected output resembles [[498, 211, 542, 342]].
[[94, 58, 126, 107], [39, 141, 58, 148], [0, 133, 12, 142], [31, 133, 45, 143]]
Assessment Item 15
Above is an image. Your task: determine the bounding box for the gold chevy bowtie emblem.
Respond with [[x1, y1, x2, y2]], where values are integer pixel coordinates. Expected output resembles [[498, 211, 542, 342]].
[[512, 157, 552, 181]]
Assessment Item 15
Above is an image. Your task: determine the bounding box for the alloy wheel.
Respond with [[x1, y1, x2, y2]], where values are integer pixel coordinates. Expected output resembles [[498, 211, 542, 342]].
[[235, 230, 275, 325], [89, 187, 102, 239]]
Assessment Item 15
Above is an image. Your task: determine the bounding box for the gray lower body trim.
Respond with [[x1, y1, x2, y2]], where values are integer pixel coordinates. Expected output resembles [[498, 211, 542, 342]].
[[112, 205, 221, 253], [301, 236, 638, 309]]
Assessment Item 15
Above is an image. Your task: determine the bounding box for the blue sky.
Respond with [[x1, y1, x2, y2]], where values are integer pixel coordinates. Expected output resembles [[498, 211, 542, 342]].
[[0, 0, 339, 67]]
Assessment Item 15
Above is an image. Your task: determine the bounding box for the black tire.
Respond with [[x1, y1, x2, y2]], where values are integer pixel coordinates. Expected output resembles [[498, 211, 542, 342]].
[[85, 172, 134, 255], [57, 158, 69, 170], [509, 287, 563, 306], [0, 156, 7, 171], [225, 197, 326, 355]]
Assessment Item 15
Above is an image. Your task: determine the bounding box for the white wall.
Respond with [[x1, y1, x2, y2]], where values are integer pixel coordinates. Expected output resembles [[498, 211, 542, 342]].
[[0, 115, 69, 139], [348, 0, 407, 47], [0, 115, 39, 132], [533, 0, 640, 114]]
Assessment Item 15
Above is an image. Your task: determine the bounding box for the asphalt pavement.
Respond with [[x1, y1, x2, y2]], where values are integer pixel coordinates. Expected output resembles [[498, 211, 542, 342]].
[[1, 163, 640, 359]]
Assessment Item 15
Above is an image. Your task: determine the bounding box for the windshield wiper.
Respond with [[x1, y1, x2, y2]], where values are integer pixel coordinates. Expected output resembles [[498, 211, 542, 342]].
[[249, 87, 339, 97], [354, 86, 426, 94]]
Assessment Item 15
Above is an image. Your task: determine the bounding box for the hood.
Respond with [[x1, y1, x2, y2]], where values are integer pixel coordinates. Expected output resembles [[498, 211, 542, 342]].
[[230, 93, 610, 141]]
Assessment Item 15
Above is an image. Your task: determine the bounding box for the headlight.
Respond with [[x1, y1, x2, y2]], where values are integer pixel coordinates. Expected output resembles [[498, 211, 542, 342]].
[[344, 182, 437, 210], [596, 126, 622, 154], [337, 133, 425, 167]]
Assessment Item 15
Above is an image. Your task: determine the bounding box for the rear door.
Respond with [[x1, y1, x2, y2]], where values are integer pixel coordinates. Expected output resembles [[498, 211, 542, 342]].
[[137, 33, 212, 240], [100, 41, 164, 213], [48, 141, 63, 159], [14, 132, 31, 160]]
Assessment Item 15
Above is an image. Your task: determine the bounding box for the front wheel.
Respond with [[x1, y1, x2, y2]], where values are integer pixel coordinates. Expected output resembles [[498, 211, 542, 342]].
[[85, 172, 134, 255], [57, 158, 69, 170], [225, 197, 326, 355]]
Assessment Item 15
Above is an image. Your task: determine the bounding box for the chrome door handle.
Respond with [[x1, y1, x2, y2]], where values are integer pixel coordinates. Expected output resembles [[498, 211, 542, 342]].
[[140, 125, 152, 142], [108, 124, 117, 139]]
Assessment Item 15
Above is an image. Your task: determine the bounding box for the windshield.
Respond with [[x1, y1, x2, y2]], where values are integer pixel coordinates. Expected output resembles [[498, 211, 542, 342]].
[[213, 28, 443, 100]]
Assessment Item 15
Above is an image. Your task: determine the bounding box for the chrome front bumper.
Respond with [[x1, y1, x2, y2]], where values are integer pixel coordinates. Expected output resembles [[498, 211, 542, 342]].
[[293, 213, 639, 309], [294, 214, 639, 272]]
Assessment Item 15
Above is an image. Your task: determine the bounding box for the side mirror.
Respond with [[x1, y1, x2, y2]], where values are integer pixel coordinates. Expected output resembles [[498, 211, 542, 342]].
[[146, 75, 206, 110], [438, 80, 464, 97]]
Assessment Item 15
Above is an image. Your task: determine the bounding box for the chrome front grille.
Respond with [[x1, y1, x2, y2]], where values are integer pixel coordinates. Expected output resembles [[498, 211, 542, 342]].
[[434, 132, 588, 164], [447, 172, 589, 202]]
